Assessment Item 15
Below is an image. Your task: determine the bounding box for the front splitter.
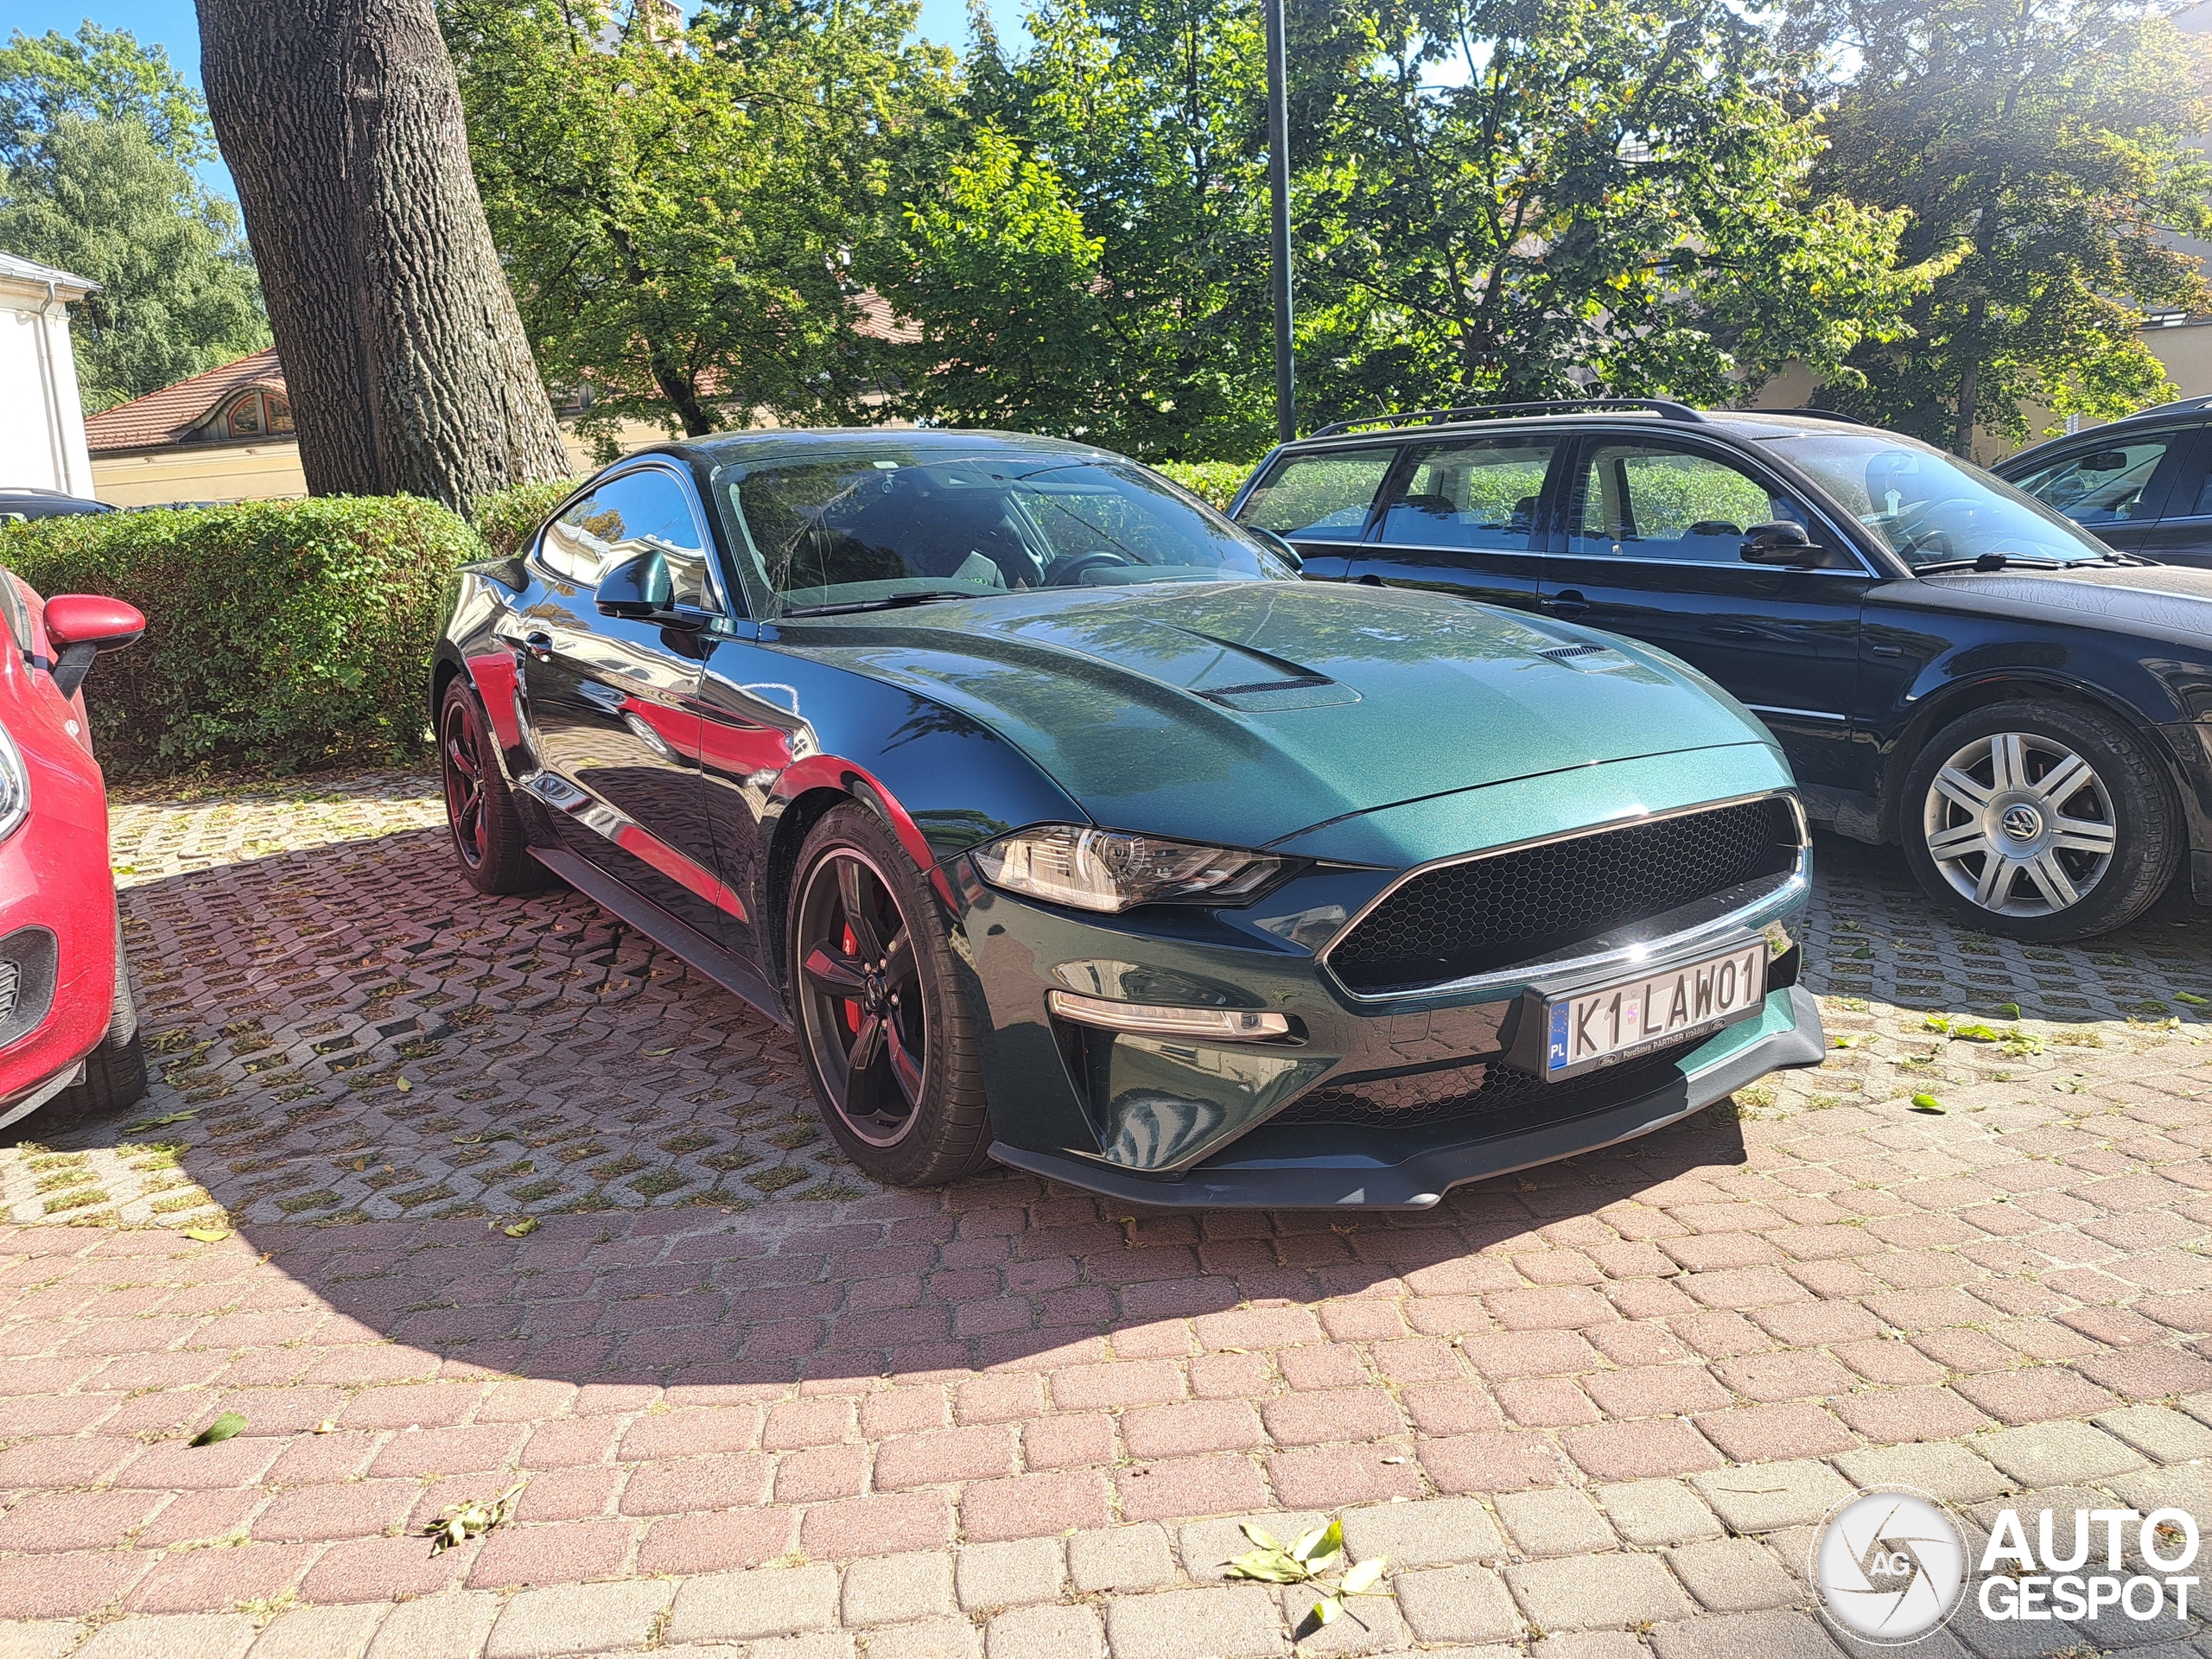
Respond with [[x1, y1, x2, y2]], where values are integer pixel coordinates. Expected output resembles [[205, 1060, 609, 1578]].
[[988, 983, 1824, 1209]]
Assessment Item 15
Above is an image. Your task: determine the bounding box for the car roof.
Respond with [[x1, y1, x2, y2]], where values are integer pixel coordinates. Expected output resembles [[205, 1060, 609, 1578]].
[[648, 427, 1123, 470], [1999, 396, 2212, 473]]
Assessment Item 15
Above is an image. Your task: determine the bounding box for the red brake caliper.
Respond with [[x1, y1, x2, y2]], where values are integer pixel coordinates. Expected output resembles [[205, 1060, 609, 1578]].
[[842, 923, 862, 1034]]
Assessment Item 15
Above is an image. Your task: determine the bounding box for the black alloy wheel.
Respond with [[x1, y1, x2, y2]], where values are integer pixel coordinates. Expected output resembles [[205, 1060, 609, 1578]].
[[439, 678, 553, 896], [790, 804, 991, 1185]]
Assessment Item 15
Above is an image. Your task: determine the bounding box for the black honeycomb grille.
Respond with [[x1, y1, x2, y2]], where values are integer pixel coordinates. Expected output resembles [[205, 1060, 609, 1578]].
[[1327, 797, 1798, 995]]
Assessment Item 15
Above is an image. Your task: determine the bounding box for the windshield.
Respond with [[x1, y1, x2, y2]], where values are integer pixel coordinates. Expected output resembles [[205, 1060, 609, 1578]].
[[1759, 431, 2117, 569], [715, 453, 1295, 613]]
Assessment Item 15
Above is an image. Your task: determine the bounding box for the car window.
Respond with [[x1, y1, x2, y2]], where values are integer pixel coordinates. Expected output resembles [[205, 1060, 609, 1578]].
[[0, 569, 29, 660], [717, 454, 1293, 614], [537, 469, 715, 607], [2010, 435, 2176, 526], [1374, 437, 1556, 553], [1235, 450, 1392, 540], [1567, 443, 1807, 563], [1764, 430, 2111, 567]]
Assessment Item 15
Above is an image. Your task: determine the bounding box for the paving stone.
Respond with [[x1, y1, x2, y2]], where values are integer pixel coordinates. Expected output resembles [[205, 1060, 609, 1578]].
[[1179, 1513, 1327, 1580], [76, 1617, 257, 1659], [667, 1565, 840, 1644], [1495, 1488, 1616, 1557], [1667, 1539, 1804, 1612], [247, 1604, 388, 1659], [2095, 1403, 2212, 1465], [1649, 1611, 1846, 1659], [1068, 1525, 1178, 1592], [1394, 1564, 1522, 1645], [1531, 1636, 1647, 1659], [0, 1626, 76, 1659], [956, 1538, 1064, 1611], [1977, 1422, 2147, 1487], [365, 1591, 504, 1659], [1277, 1581, 1413, 1654], [1339, 1497, 1505, 1567], [1506, 1554, 1696, 1630], [1832, 1442, 2012, 1503], [1597, 1479, 1725, 1547], [1691, 1462, 1857, 1534], [842, 1552, 955, 1627], [484, 1580, 672, 1658], [863, 1618, 979, 1659], [984, 1605, 1104, 1659], [1102, 1585, 1284, 1659]]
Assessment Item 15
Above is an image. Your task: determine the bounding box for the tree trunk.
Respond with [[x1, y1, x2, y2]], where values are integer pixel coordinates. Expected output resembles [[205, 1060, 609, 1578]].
[[196, 0, 571, 512]]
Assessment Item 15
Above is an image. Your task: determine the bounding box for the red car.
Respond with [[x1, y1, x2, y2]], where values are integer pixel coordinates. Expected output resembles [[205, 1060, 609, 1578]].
[[0, 568, 148, 1134]]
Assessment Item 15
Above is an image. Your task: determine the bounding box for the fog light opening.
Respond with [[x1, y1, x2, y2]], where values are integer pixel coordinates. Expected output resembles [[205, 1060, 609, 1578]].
[[1046, 990, 1291, 1040]]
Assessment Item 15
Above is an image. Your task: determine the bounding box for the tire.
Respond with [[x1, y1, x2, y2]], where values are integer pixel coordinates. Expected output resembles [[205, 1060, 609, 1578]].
[[787, 803, 992, 1186], [1899, 699, 2181, 942], [440, 677, 553, 896], [24, 918, 148, 1133]]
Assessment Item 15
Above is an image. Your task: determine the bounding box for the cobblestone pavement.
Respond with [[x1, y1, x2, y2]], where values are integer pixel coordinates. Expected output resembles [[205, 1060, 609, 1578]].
[[4, 772, 2212, 1656]]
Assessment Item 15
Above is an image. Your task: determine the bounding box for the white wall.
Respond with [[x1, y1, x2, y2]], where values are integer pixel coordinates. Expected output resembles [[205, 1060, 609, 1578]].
[[0, 274, 95, 497]]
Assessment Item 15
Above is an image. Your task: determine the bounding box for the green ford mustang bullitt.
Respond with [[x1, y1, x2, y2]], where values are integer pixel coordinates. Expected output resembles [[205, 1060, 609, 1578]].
[[431, 429, 1824, 1207]]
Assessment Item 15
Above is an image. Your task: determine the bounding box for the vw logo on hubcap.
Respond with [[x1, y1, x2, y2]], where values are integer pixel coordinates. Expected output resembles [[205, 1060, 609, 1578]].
[[2000, 804, 2044, 842]]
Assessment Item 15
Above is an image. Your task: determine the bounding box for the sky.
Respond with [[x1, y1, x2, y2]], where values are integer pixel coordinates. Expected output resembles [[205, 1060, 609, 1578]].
[[10, 0, 1027, 197]]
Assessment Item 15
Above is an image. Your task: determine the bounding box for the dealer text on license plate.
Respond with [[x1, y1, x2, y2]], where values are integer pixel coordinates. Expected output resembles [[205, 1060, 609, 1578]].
[[1543, 942, 1766, 1080]]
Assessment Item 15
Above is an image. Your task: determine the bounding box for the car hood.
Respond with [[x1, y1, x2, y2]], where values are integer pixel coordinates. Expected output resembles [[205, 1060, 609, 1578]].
[[1887, 563, 2212, 639], [779, 582, 1777, 849]]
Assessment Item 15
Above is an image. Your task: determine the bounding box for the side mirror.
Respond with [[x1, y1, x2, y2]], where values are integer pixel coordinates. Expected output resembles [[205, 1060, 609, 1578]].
[[1739, 521, 1821, 567], [1249, 526, 1305, 571], [594, 551, 682, 622], [42, 594, 146, 699]]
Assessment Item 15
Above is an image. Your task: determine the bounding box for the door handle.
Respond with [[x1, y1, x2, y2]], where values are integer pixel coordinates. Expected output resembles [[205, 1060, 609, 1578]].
[[521, 630, 555, 661], [1356, 573, 1387, 587], [1705, 622, 1764, 639], [575, 680, 626, 715], [1540, 591, 1589, 617]]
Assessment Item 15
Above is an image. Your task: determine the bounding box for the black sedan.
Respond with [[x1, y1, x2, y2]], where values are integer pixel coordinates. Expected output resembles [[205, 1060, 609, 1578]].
[[1230, 400, 2212, 940]]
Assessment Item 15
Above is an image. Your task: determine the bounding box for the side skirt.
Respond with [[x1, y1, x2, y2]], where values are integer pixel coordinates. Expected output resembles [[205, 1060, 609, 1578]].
[[528, 846, 791, 1030]]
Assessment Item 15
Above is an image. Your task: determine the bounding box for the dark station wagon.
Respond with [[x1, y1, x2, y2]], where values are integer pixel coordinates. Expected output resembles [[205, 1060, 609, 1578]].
[[1231, 399, 2212, 941]]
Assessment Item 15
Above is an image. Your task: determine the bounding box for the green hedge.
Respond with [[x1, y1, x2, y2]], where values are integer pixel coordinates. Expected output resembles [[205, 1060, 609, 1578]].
[[1153, 459, 1258, 512], [0, 497, 486, 779]]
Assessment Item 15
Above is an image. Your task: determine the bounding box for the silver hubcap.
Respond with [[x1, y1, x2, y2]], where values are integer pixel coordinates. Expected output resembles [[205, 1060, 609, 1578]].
[[1922, 731, 2117, 915]]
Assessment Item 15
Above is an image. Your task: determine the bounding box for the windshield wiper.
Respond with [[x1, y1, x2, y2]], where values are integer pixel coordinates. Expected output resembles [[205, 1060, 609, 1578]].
[[1912, 553, 2066, 575], [779, 591, 982, 618]]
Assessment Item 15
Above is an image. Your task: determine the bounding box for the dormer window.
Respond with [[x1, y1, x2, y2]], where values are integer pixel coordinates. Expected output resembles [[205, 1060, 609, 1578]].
[[208, 389, 294, 442]]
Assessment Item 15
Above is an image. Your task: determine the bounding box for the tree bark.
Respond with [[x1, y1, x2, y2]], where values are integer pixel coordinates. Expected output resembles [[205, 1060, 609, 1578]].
[[196, 0, 571, 511]]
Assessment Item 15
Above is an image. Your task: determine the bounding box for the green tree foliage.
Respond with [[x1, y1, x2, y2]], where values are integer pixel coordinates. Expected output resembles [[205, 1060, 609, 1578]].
[[0, 24, 267, 412], [0, 22, 210, 169], [1292, 0, 1915, 421], [1804, 0, 2212, 453], [887, 0, 1911, 450], [442, 0, 956, 454], [879, 0, 1285, 458]]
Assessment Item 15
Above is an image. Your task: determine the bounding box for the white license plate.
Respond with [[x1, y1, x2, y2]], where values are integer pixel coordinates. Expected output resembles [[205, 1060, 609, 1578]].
[[1542, 942, 1767, 1080]]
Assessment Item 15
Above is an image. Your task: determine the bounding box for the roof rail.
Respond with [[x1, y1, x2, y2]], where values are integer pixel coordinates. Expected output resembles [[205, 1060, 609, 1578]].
[[1307, 397, 1706, 439], [1753, 407, 1869, 427], [2116, 393, 2212, 423]]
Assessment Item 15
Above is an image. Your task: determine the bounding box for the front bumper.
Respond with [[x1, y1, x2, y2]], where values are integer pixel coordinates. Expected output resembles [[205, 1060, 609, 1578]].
[[992, 983, 1823, 1208], [952, 777, 1820, 1208]]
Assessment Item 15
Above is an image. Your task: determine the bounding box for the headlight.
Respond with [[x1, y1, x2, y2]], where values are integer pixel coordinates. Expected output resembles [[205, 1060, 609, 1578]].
[[0, 723, 28, 842], [973, 825, 1287, 913]]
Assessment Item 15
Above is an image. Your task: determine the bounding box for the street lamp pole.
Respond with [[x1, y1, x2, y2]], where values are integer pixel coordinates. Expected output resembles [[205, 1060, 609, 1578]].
[[1265, 0, 1294, 444]]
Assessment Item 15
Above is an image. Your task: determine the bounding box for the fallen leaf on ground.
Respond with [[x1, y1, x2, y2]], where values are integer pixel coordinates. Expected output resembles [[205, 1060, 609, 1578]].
[[191, 1412, 247, 1446], [502, 1217, 540, 1238], [426, 1482, 525, 1554], [181, 1227, 229, 1243], [2180, 991, 2209, 1007], [126, 1109, 198, 1133], [1910, 1094, 1946, 1114], [394, 1077, 412, 1093]]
